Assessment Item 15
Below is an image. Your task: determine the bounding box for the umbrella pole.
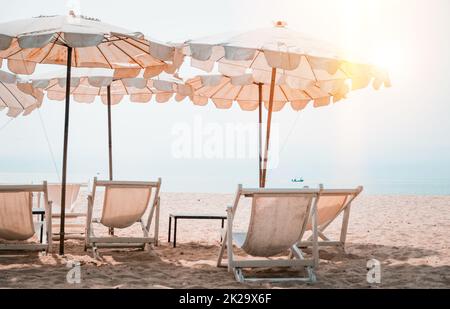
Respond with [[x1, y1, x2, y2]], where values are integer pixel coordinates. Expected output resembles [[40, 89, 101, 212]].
[[107, 85, 113, 181], [59, 46, 73, 255], [107, 85, 114, 236], [261, 68, 277, 188], [258, 83, 263, 188]]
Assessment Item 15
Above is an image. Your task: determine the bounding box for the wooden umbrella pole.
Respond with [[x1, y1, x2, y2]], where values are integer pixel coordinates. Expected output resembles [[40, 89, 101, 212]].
[[107, 85, 113, 181], [261, 68, 277, 188], [59, 46, 73, 255], [107, 85, 114, 236], [258, 83, 263, 188]]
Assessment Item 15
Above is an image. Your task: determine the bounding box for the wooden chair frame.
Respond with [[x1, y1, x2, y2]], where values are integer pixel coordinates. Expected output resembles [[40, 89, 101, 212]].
[[0, 182, 52, 253], [217, 185, 320, 283], [85, 178, 161, 259], [37, 183, 87, 241], [299, 186, 363, 250]]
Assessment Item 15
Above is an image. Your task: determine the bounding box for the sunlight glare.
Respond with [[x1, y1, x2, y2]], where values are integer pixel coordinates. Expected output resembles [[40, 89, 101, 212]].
[[369, 41, 404, 75]]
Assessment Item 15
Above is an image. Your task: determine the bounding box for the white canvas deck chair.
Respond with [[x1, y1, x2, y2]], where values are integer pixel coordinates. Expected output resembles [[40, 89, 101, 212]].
[[44, 183, 84, 240], [85, 178, 161, 258], [0, 182, 52, 253], [299, 186, 363, 250], [217, 185, 320, 283]]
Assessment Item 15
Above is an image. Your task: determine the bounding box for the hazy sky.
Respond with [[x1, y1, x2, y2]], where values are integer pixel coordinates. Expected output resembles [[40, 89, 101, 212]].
[[1, 0, 449, 194]]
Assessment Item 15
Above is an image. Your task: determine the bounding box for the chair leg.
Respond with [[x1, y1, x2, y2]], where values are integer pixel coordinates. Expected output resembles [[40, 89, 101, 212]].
[[225, 208, 234, 273], [311, 199, 319, 269], [154, 198, 160, 246], [217, 207, 233, 269], [234, 268, 245, 283], [340, 204, 352, 248], [91, 244, 101, 260], [307, 266, 316, 283], [217, 232, 227, 267]]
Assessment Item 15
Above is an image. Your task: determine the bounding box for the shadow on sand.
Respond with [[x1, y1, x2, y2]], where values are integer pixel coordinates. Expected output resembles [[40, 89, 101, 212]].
[[0, 241, 448, 288]]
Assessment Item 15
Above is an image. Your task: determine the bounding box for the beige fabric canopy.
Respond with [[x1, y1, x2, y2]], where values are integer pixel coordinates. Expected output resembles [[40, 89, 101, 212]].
[[184, 74, 341, 112], [0, 13, 179, 77], [0, 70, 43, 117], [19, 69, 185, 105], [175, 21, 390, 98]]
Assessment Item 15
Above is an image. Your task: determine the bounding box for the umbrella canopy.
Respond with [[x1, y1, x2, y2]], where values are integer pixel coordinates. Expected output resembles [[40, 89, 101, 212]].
[[0, 13, 177, 77], [19, 69, 184, 105], [179, 21, 390, 91], [0, 70, 43, 117], [184, 73, 340, 111], [168, 21, 390, 188], [0, 12, 178, 254]]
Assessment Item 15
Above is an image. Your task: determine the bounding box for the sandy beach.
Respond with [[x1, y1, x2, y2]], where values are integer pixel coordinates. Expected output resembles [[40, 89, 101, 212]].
[[0, 192, 449, 289]]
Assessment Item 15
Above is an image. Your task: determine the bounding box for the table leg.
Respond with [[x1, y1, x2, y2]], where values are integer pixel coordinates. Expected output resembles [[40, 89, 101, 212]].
[[220, 218, 225, 241], [173, 218, 177, 248], [40, 213, 44, 243], [168, 216, 172, 243]]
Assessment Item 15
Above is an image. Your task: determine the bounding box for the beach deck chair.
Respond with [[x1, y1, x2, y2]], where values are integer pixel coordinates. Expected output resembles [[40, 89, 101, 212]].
[[44, 183, 84, 240], [85, 177, 161, 258], [0, 182, 52, 253], [299, 186, 363, 250], [217, 185, 320, 283]]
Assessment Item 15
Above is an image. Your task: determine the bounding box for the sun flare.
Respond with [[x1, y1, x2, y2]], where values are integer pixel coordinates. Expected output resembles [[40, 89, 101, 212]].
[[339, 0, 403, 76], [369, 42, 404, 74]]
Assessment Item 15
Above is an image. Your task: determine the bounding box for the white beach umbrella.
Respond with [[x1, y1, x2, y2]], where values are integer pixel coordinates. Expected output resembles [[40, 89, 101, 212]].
[[0, 14, 174, 77], [0, 12, 176, 254], [170, 21, 390, 187], [0, 70, 43, 117], [181, 21, 390, 90]]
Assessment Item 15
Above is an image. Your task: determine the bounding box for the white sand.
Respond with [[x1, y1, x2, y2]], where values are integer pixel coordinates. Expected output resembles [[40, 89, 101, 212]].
[[0, 192, 449, 288]]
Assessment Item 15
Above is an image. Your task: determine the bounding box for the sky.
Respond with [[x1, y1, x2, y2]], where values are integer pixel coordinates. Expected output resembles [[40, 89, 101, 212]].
[[0, 0, 450, 194]]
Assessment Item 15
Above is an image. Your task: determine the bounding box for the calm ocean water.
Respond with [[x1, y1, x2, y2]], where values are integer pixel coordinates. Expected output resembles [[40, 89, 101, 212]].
[[0, 172, 449, 195]]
